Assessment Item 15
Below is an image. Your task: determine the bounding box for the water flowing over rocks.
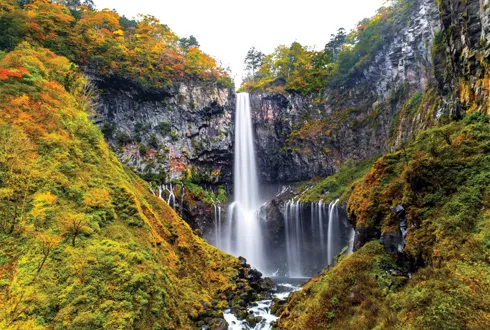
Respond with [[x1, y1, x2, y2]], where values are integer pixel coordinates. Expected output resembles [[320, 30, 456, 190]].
[[198, 257, 274, 330]]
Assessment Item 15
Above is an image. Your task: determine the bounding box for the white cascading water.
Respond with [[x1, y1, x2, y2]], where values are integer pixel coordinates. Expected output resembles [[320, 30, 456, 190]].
[[213, 204, 222, 248], [282, 198, 352, 276], [347, 227, 356, 255], [156, 184, 176, 210], [222, 93, 265, 271], [179, 184, 185, 216], [318, 200, 326, 260], [284, 200, 304, 277], [327, 199, 340, 265]]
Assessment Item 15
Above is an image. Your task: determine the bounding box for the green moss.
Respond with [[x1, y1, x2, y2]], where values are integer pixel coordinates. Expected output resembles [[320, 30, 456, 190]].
[[0, 45, 239, 330], [156, 121, 171, 137], [297, 157, 379, 204], [182, 180, 227, 205], [280, 114, 490, 329]]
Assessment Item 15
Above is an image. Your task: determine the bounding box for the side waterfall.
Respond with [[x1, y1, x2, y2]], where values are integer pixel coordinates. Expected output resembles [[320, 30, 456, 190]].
[[283, 199, 353, 277], [213, 204, 222, 248], [222, 93, 265, 271], [327, 199, 340, 265], [284, 201, 304, 277]]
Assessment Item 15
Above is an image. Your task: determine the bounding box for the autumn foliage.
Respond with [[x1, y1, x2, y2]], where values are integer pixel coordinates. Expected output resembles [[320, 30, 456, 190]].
[[279, 114, 490, 329], [0, 43, 239, 329], [0, 0, 233, 88]]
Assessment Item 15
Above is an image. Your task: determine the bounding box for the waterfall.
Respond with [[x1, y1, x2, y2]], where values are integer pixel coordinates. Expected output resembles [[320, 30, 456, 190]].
[[318, 200, 326, 260], [347, 228, 355, 255], [327, 199, 340, 265], [213, 204, 222, 248], [155, 184, 176, 210], [222, 93, 265, 271], [180, 184, 185, 216], [282, 198, 353, 276], [284, 200, 304, 277], [164, 184, 176, 209]]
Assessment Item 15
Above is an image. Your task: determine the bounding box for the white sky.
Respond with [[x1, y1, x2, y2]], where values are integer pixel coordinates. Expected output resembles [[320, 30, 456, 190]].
[[95, 0, 387, 86]]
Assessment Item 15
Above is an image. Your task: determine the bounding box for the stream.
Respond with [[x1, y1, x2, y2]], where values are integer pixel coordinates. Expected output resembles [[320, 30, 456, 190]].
[[223, 277, 307, 330]]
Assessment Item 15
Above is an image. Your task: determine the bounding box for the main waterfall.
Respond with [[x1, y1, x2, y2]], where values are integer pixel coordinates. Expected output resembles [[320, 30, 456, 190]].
[[222, 93, 265, 271], [212, 93, 354, 278]]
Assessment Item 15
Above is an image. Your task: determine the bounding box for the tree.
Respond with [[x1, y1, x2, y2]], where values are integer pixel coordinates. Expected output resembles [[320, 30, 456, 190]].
[[61, 212, 90, 247], [0, 10, 28, 51], [0, 124, 38, 234], [119, 15, 136, 29], [35, 231, 61, 273], [179, 35, 199, 50], [244, 47, 264, 81], [24, 0, 75, 56], [56, 0, 95, 11], [325, 28, 347, 62]]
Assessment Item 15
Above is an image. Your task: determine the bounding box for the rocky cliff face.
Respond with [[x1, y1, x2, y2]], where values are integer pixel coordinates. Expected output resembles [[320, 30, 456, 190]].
[[250, 92, 334, 182], [250, 0, 441, 183], [439, 0, 490, 115], [93, 76, 235, 185], [90, 77, 234, 233]]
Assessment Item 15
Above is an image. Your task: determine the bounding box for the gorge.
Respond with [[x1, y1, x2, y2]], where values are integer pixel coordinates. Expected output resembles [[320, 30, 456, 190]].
[[1, 0, 490, 329]]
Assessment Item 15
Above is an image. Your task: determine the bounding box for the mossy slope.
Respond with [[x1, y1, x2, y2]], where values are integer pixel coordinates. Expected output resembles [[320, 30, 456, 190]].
[[278, 114, 490, 329], [0, 44, 238, 329]]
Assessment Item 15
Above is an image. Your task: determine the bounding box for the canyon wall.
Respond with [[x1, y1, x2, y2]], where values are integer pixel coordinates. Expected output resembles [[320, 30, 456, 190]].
[[93, 76, 235, 185], [250, 0, 442, 182]]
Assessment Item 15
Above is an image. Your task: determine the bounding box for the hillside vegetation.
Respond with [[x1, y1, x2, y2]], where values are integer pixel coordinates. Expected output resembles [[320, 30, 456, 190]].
[[241, 0, 415, 95], [0, 0, 233, 89], [278, 114, 490, 329], [0, 43, 240, 330]]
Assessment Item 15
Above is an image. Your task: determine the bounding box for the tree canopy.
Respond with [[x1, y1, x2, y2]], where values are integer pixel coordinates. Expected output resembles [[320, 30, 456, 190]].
[[0, 0, 233, 88]]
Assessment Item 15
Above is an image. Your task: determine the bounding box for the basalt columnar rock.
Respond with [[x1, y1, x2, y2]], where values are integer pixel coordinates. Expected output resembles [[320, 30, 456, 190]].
[[438, 0, 490, 115], [90, 77, 234, 232], [92, 76, 235, 185]]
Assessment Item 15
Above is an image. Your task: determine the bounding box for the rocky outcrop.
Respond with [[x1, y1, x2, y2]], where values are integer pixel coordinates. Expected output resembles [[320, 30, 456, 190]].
[[439, 0, 490, 115], [250, 92, 334, 182], [92, 76, 235, 184], [250, 0, 441, 183]]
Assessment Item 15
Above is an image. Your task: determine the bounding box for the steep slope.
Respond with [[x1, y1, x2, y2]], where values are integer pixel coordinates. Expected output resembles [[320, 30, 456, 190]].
[[278, 113, 490, 329], [0, 0, 235, 234], [438, 0, 490, 115], [0, 43, 241, 329]]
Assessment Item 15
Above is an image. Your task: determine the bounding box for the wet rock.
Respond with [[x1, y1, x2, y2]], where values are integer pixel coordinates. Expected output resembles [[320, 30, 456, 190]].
[[354, 226, 381, 251], [235, 308, 248, 320], [200, 317, 228, 330], [382, 231, 404, 254], [271, 297, 288, 315], [246, 268, 263, 281], [246, 314, 262, 327]]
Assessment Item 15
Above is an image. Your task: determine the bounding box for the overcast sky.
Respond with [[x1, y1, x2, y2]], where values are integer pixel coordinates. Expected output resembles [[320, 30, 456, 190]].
[[95, 0, 387, 85]]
